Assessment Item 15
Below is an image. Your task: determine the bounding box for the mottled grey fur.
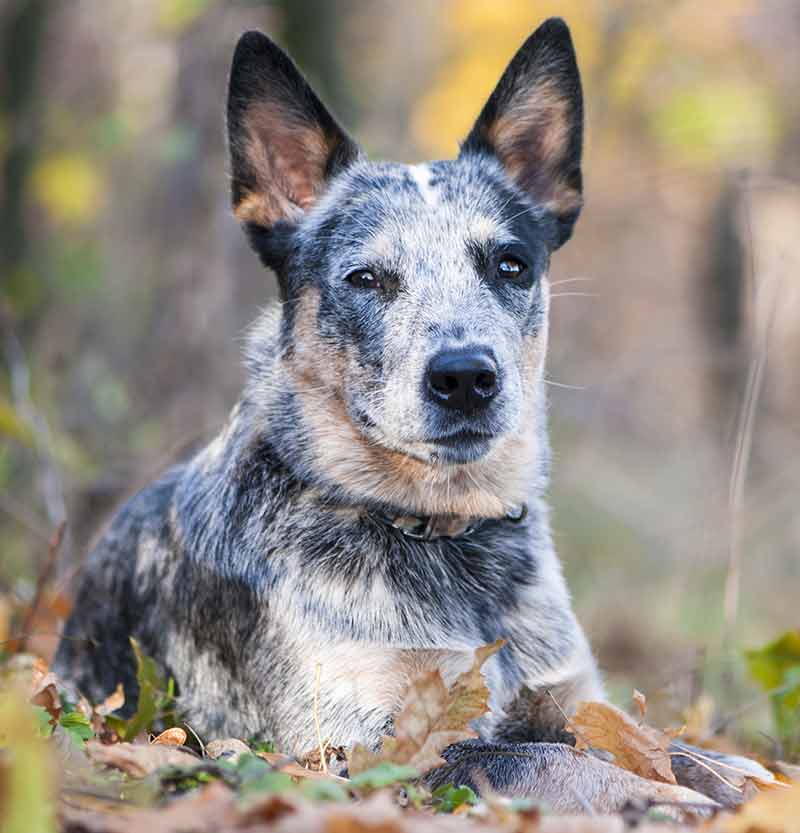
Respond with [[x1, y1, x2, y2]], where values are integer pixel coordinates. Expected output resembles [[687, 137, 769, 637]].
[[55, 19, 764, 814]]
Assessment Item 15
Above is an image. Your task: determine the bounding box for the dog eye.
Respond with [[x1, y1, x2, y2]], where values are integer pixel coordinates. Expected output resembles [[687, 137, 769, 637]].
[[346, 269, 383, 290], [497, 257, 527, 280]]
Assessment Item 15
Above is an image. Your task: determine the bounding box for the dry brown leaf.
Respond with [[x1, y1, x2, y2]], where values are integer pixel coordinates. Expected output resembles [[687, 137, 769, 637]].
[[721, 783, 800, 833], [566, 700, 676, 784], [258, 751, 349, 782], [59, 781, 238, 833], [95, 683, 125, 716], [633, 689, 647, 721], [206, 737, 251, 763], [86, 740, 198, 778], [152, 727, 187, 746], [775, 762, 800, 783], [348, 640, 504, 776]]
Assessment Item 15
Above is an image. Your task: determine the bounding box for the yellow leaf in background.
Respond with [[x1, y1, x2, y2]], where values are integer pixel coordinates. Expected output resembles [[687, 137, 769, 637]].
[[412, 0, 603, 158], [157, 0, 209, 33], [650, 79, 781, 166], [0, 691, 56, 833], [0, 399, 34, 446], [31, 153, 104, 225]]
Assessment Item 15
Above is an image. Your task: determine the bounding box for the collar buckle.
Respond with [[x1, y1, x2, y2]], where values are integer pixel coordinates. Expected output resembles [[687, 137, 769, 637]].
[[376, 504, 526, 541]]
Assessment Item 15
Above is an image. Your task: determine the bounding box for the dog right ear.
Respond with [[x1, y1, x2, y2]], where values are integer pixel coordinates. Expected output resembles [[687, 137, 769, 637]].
[[227, 31, 360, 235]]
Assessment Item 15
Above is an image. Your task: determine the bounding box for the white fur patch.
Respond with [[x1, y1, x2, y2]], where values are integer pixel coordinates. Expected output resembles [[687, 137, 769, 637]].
[[409, 164, 438, 206]]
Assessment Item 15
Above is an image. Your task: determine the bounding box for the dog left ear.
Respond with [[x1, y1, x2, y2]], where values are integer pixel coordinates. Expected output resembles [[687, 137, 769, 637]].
[[460, 18, 583, 247], [227, 31, 360, 231]]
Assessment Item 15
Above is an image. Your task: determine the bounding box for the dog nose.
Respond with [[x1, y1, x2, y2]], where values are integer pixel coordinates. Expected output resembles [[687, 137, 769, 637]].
[[426, 349, 499, 412]]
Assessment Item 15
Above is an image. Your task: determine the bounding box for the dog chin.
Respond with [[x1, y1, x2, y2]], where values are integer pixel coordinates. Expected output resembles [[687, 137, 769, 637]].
[[425, 433, 494, 465], [348, 405, 500, 466]]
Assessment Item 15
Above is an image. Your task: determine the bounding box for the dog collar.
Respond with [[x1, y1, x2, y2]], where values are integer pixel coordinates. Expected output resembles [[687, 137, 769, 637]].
[[374, 503, 527, 541]]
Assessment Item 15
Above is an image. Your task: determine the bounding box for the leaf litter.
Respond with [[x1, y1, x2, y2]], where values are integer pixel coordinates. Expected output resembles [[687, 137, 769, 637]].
[[1, 633, 799, 833]]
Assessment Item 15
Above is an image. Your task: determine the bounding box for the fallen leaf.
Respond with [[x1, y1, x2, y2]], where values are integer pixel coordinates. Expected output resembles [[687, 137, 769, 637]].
[[95, 683, 125, 716], [258, 751, 349, 782], [152, 727, 187, 746], [206, 737, 251, 763], [30, 673, 62, 723], [566, 700, 676, 784], [775, 761, 800, 782], [348, 640, 504, 776], [87, 740, 199, 778], [633, 689, 647, 721], [722, 783, 800, 833]]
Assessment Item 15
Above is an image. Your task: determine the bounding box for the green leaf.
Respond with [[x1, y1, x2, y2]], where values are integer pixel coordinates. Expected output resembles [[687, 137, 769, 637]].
[[0, 692, 57, 833], [0, 400, 34, 447], [239, 770, 295, 797], [32, 705, 54, 738], [300, 778, 349, 802], [349, 761, 420, 790], [58, 710, 94, 747], [745, 630, 800, 757], [249, 739, 276, 754], [431, 783, 478, 813], [112, 638, 171, 741], [746, 630, 800, 691]]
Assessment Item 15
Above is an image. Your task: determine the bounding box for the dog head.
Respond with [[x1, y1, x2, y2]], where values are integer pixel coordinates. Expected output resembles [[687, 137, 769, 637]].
[[228, 19, 583, 517]]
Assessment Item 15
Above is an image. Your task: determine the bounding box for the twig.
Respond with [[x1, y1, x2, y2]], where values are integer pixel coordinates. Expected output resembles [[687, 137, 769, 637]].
[[313, 661, 329, 775], [546, 689, 595, 752], [182, 721, 206, 757], [723, 178, 782, 638], [671, 741, 788, 788], [668, 747, 742, 793], [17, 520, 66, 653]]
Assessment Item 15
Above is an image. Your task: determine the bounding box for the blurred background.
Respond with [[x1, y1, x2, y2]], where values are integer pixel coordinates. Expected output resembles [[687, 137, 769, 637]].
[[1, 0, 798, 748]]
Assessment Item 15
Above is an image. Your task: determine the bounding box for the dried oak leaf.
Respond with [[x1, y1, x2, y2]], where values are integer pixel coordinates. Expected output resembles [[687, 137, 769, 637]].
[[722, 783, 800, 833], [86, 740, 198, 778], [565, 700, 676, 784], [259, 751, 350, 782], [151, 727, 187, 746], [348, 639, 504, 777], [95, 683, 125, 717]]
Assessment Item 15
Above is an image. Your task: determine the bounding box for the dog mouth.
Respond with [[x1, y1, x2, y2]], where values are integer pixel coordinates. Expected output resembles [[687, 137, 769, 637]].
[[427, 429, 494, 447], [350, 403, 497, 464], [423, 429, 495, 464]]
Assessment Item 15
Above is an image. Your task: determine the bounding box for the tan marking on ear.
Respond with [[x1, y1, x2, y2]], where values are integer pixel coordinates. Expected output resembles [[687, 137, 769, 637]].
[[487, 81, 580, 216], [234, 100, 337, 226]]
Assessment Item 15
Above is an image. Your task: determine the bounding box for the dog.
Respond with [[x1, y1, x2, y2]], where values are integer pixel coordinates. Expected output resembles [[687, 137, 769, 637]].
[[55, 18, 763, 813]]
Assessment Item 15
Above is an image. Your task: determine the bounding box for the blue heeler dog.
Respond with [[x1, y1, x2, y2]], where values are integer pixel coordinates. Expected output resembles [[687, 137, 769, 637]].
[[55, 19, 765, 813]]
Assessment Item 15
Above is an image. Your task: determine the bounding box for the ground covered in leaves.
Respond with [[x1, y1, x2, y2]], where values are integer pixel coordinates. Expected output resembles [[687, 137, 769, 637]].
[[1, 628, 799, 833]]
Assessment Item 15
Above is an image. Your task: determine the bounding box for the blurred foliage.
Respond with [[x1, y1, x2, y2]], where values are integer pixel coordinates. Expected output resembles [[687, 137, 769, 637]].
[[31, 153, 104, 226], [746, 631, 800, 760], [0, 690, 56, 833], [413, 0, 782, 167]]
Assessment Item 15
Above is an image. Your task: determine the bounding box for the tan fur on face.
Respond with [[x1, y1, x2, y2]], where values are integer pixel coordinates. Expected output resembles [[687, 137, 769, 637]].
[[281, 288, 550, 518], [233, 101, 335, 227]]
